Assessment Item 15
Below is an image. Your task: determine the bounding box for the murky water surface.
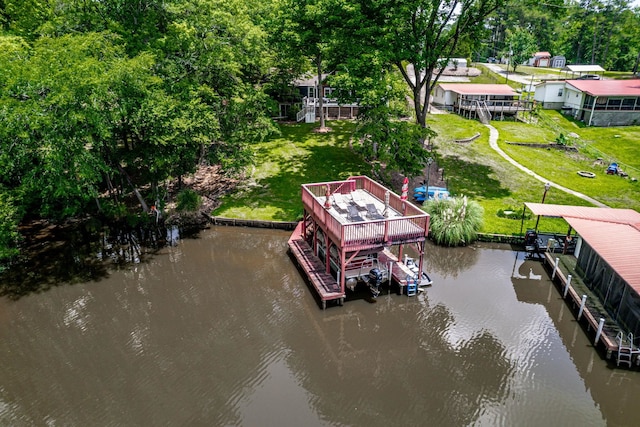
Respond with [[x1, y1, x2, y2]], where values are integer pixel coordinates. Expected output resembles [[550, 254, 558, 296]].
[[1, 226, 639, 426]]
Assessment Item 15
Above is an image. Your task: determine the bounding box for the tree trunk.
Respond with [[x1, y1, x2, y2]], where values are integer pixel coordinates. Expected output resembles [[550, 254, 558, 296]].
[[116, 163, 149, 213], [591, 15, 599, 64], [316, 54, 326, 130], [105, 172, 119, 203], [633, 51, 640, 74]]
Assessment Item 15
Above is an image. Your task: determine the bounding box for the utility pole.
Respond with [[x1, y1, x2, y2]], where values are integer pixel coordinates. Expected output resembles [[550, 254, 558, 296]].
[[534, 182, 551, 232], [425, 157, 434, 199], [505, 45, 513, 85]]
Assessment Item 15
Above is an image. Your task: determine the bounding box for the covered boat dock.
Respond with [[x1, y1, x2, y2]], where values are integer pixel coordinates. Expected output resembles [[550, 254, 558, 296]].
[[524, 203, 640, 367], [288, 176, 430, 309]]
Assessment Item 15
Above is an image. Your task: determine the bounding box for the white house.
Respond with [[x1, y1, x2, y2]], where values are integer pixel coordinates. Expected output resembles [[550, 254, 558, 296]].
[[432, 83, 530, 122], [533, 81, 566, 109], [535, 79, 640, 126], [439, 57, 468, 69]]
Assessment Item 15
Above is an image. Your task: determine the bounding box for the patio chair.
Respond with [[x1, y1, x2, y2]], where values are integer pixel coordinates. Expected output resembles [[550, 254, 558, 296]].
[[350, 191, 367, 208], [365, 203, 384, 220], [333, 193, 349, 212], [347, 205, 365, 222]]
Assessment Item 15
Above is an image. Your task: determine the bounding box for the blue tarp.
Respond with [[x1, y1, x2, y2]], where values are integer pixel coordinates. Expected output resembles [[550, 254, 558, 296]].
[[413, 186, 450, 202]]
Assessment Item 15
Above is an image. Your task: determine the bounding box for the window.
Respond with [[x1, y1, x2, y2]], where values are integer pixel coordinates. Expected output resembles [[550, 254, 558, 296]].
[[608, 98, 622, 108], [557, 89, 563, 97], [622, 98, 636, 110]]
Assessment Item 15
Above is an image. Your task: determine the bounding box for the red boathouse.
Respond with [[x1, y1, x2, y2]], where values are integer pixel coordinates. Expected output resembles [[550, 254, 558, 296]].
[[288, 176, 431, 309]]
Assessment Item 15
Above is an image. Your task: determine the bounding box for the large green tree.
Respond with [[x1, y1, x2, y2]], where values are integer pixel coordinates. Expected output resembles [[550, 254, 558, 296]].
[[549, 0, 638, 70], [504, 26, 537, 72], [0, 0, 280, 261], [347, 0, 506, 128], [485, 0, 565, 60], [274, 0, 351, 130]]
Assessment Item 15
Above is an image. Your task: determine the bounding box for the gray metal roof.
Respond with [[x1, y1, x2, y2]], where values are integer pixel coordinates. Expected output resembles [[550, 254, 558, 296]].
[[561, 64, 606, 73]]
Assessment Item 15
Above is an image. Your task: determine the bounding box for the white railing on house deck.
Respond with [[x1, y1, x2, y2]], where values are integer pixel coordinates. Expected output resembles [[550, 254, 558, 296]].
[[296, 103, 315, 123]]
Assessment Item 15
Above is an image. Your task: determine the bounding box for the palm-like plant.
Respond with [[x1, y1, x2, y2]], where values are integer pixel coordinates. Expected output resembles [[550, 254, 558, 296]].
[[425, 196, 483, 246]]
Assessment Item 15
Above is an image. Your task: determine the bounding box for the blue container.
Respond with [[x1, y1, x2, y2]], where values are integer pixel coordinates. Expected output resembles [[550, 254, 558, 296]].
[[413, 186, 450, 202]]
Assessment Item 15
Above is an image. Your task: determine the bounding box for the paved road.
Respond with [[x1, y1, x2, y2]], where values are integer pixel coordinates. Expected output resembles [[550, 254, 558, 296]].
[[485, 124, 608, 207], [483, 63, 540, 90]]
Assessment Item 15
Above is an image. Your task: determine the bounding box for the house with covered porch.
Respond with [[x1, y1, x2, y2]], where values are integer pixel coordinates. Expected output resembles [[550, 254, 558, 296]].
[[431, 83, 531, 123], [291, 73, 359, 123], [534, 79, 640, 126]]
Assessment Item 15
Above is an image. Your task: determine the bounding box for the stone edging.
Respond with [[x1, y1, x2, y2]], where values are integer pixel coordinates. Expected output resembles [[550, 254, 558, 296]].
[[505, 141, 578, 151], [203, 214, 526, 246], [203, 214, 298, 231], [454, 133, 481, 143]]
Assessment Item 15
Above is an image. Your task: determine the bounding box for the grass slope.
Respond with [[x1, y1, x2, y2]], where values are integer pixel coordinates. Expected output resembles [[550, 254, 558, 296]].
[[427, 114, 590, 235], [214, 111, 640, 235], [213, 121, 366, 221]]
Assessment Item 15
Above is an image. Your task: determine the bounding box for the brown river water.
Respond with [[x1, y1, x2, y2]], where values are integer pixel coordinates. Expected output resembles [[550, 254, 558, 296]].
[[1, 225, 640, 426]]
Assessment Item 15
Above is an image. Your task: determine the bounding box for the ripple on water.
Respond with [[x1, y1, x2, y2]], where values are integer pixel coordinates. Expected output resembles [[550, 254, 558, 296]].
[[62, 294, 93, 332]]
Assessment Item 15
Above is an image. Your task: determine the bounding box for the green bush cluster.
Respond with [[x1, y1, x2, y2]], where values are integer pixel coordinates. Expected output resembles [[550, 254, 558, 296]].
[[176, 189, 202, 212], [425, 196, 484, 246], [497, 207, 531, 220]]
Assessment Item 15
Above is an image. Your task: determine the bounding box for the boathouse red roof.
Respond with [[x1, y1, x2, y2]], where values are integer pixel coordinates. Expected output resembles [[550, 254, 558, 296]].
[[565, 80, 640, 97], [436, 83, 517, 96], [525, 203, 640, 292]]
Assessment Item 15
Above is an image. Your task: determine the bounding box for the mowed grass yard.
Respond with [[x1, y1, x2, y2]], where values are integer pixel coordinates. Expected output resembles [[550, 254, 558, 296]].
[[493, 110, 640, 211], [214, 112, 640, 236], [213, 121, 366, 221]]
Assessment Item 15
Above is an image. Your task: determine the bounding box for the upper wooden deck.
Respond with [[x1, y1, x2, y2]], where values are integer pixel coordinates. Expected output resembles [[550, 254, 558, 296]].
[[302, 176, 429, 252]]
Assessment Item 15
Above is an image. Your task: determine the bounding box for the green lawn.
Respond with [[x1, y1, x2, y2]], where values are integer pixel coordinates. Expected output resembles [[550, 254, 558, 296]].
[[213, 111, 640, 236], [426, 114, 591, 235], [213, 121, 367, 221]]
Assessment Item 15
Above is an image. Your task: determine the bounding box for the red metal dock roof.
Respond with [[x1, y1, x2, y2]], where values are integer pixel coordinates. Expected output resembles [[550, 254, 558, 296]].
[[566, 80, 640, 97], [525, 203, 640, 292]]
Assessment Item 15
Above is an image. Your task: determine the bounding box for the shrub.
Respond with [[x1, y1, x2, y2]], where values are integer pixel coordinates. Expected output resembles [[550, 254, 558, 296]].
[[425, 196, 483, 246], [0, 190, 20, 264], [176, 189, 202, 212], [497, 206, 531, 220]]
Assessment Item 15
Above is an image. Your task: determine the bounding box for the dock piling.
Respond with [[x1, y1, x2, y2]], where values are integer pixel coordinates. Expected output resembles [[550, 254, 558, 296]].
[[595, 318, 605, 346], [563, 274, 572, 298], [578, 295, 587, 320], [552, 257, 560, 280]]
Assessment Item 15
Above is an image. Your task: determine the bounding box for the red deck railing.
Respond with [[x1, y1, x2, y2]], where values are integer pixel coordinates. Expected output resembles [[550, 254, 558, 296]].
[[301, 176, 429, 249]]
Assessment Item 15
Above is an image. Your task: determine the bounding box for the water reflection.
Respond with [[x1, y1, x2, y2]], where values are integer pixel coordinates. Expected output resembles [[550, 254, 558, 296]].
[[0, 227, 638, 426], [422, 243, 479, 279], [0, 220, 189, 300], [511, 250, 640, 427]]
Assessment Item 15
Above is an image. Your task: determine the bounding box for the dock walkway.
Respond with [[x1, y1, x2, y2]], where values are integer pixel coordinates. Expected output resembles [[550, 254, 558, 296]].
[[542, 252, 621, 359], [288, 223, 344, 309]]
